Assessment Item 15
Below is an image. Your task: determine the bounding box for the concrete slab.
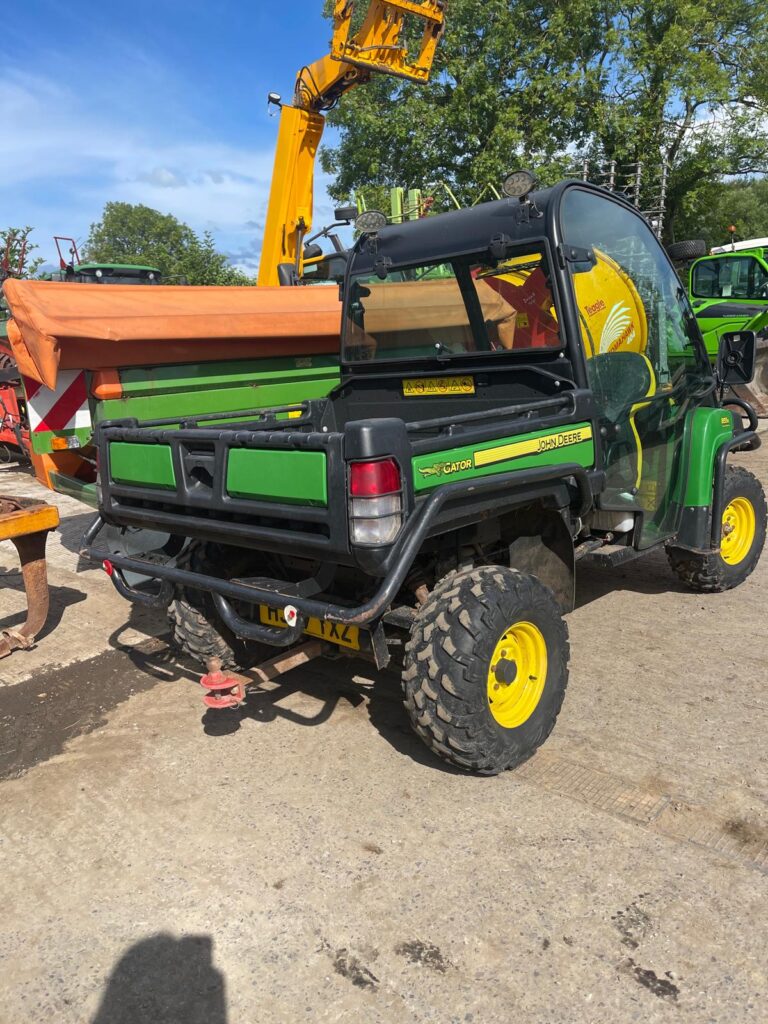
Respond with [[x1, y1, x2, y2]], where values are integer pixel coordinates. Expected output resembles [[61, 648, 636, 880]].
[[0, 438, 766, 1022]]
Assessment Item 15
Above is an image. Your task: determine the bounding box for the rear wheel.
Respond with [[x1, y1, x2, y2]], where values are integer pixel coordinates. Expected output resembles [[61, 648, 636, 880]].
[[169, 544, 270, 670], [667, 465, 767, 592], [402, 566, 569, 774]]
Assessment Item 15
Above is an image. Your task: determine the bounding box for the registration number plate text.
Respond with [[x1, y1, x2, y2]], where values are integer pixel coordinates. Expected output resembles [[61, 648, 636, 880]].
[[258, 606, 360, 650]]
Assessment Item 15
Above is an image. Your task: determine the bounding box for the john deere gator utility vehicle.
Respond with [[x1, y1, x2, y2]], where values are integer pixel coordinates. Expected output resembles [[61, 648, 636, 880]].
[[83, 179, 766, 774]]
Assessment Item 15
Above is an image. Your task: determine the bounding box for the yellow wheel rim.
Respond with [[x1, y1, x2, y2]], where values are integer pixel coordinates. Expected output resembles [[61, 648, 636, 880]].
[[721, 497, 756, 566], [487, 621, 547, 729]]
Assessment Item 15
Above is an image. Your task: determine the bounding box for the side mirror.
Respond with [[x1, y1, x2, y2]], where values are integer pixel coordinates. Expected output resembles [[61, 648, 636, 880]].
[[717, 330, 757, 385]]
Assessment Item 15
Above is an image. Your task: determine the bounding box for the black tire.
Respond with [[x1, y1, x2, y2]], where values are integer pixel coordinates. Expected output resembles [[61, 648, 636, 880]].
[[665, 239, 707, 261], [666, 465, 767, 592], [169, 544, 270, 670], [402, 566, 569, 775]]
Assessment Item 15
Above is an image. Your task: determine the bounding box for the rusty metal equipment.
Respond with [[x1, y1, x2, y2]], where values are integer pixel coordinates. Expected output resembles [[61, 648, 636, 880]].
[[0, 496, 60, 658], [200, 641, 325, 710]]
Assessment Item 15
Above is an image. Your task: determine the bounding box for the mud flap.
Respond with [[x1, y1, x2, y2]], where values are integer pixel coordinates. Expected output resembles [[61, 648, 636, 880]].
[[506, 507, 575, 612]]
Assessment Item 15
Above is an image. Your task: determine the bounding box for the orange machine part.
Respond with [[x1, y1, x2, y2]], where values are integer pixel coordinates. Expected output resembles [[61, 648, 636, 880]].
[[3, 280, 342, 389]]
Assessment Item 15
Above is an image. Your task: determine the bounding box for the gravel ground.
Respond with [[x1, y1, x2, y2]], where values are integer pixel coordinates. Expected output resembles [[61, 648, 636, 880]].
[[0, 437, 766, 1024]]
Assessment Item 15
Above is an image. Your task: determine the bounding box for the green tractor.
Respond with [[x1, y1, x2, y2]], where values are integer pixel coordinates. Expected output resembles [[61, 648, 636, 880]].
[[667, 236, 768, 413], [51, 236, 162, 285]]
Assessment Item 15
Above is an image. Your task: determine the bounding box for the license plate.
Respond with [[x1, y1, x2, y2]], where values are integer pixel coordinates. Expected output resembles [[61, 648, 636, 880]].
[[258, 605, 360, 650]]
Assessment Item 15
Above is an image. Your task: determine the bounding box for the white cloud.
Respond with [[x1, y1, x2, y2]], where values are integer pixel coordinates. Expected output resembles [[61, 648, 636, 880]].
[[0, 67, 341, 275]]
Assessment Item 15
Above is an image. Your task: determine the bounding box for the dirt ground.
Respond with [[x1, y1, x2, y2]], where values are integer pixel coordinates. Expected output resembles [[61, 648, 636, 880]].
[[0, 439, 766, 1024]]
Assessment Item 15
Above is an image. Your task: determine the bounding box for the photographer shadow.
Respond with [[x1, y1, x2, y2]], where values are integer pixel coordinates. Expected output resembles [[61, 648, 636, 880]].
[[91, 933, 226, 1024]]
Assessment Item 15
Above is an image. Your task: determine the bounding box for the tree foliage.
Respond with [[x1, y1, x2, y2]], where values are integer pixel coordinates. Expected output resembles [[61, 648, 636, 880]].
[[675, 178, 768, 248], [85, 203, 252, 286], [321, 0, 768, 236], [0, 227, 44, 280]]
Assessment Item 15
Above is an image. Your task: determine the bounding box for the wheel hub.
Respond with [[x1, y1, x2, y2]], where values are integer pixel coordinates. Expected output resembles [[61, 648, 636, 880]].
[[487, 621, 547, 729], [721, 497, 756, 566], [493, 658, 518, 686]]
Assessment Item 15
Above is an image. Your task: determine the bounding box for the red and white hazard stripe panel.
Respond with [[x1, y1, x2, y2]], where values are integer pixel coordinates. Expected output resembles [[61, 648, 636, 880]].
[[23, 370, 91, 433]]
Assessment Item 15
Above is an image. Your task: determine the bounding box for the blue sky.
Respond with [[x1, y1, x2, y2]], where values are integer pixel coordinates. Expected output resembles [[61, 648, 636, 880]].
[[2, 0, 344, 273]]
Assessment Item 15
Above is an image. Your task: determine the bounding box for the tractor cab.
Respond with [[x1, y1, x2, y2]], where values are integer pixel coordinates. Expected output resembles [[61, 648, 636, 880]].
[[62, 262, 162, 285], [688, 244, 768, 348], [53, 236, 161, 285]]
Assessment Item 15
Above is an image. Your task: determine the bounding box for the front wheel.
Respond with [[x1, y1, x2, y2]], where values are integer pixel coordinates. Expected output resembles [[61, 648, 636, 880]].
[[402, 566, 569, 775], [666, 465, 767, 592]]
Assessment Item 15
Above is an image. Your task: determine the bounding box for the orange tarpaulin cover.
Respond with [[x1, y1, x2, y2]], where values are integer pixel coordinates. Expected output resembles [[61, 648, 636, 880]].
[[2, 280, 342, 389]]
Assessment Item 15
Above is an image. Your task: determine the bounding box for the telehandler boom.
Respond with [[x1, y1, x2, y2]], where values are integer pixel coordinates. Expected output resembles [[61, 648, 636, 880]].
[[257, 0, 446, 287]]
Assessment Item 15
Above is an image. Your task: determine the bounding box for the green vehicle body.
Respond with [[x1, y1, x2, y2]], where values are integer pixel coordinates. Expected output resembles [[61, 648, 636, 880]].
[[44, 355, 341, 507], [106, 405, 734, 523], [93, 179, 764, 598], [686, 246, 768, 359]]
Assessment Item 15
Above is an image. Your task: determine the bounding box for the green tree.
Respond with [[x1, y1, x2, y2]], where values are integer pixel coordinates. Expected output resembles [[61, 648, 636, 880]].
[[676, 178, 768, 248], [0, 227, 44, 280], [321, 0, 768, 236], [84, 203, 252, 285]]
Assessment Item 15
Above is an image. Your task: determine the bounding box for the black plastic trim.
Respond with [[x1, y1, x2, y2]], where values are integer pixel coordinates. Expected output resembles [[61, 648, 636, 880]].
[[710, 429, 762, 548], [86, 462, 592, 639]]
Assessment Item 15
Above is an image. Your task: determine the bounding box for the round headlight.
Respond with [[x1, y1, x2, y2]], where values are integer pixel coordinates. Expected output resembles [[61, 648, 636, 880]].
[[502, 170, 537, 199], [355, 210, 388, 234]]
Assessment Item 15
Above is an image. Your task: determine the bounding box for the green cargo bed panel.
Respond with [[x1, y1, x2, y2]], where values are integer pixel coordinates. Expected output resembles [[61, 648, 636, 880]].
[[110, 442, 176, 489], [227, 449, 328, 505], [95, 356, 340, 427]]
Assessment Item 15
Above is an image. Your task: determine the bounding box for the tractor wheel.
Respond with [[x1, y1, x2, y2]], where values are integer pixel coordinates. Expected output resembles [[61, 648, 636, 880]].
[[402, 565, 569, 775], [169, 544, 269, 670], [666, 465, 767, 592]]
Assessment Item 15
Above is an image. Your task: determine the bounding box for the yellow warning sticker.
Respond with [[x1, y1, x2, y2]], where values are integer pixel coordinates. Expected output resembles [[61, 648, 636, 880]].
[[402, 376, 476, 397]]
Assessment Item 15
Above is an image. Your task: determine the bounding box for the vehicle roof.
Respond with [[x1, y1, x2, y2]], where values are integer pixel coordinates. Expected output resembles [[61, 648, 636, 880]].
[[76, 263, 162, 274], [349, 179, 637, 273], [709, 238, 768, 255]]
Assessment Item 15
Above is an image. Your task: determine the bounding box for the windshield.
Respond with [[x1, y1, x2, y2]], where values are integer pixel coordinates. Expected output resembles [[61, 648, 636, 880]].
[[343, 248, 562, 364], [692, 255, 768, 301]]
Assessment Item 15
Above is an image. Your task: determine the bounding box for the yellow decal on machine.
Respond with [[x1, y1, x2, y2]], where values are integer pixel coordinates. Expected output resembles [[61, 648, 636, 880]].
[[474, 426, 593, 468], [418, 458, 474, 479], [403, 376, 475, 397]]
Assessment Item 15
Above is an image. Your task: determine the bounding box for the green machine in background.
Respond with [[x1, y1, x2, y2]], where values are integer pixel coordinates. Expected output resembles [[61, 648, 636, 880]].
[[668, 236, 768, 413]]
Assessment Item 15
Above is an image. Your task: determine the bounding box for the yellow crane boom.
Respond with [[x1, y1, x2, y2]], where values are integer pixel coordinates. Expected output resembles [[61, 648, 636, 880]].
[[257, 0, 446, 287]]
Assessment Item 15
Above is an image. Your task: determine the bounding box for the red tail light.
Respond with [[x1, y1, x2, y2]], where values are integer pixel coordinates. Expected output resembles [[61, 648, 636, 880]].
[[349, 458, 401, 497], [348, 458, 403, 546]]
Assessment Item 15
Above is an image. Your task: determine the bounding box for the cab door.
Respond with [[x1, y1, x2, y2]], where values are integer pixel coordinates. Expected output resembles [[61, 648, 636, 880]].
[[561, 188, 714, 549]]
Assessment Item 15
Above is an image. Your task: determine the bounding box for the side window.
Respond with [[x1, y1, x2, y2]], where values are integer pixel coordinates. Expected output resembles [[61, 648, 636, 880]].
[[692, 256, 768, 300]]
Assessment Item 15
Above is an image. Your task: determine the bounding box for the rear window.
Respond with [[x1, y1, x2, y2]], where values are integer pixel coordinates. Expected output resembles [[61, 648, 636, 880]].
[[343, 250, 561, 363]]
